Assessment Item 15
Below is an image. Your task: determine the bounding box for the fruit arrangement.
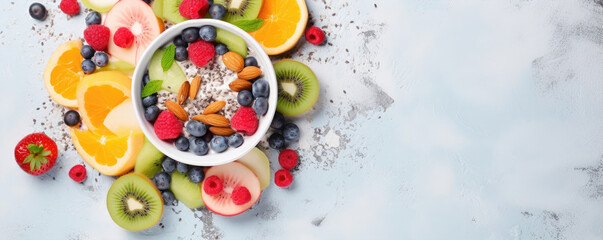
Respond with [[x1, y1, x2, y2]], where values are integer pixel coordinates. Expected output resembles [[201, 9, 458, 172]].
[[24, 0, 325, 232]]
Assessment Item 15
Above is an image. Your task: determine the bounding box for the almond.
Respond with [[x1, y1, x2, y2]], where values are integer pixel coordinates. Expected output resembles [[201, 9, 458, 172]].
[[166, 100, 188, 121], [192, 114, 230, 127], [177, 81, 190, 105], [222, 52, 244, 72], [203, 101, 226, 115], [209, 126, 236, 136], [189, 76, 201, 100], [237, 66, 262, 80], [191, 114, 207, 123], [228, 79, 252, 92]]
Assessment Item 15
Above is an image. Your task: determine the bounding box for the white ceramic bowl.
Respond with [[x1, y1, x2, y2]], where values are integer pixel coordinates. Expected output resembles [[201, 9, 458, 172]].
[[132, 19, 277, 166]]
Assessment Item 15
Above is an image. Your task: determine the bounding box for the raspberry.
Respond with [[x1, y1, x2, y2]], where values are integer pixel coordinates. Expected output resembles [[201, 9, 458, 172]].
[[278, 149, 298, 170], [305, 26, 325, 45], [203, 175, 223, 195], [274, 169, 293, 187], [60, 0, 80, 15], [113, 27, 134, 49], [84, 25, 111, 51], [231, 107, 258, 136], [188, 40, 215, 67], [68, 164, 86, 183], [179, 0, 209, 19], [231, 186, 251, 205], [154, 111, 183, 140]]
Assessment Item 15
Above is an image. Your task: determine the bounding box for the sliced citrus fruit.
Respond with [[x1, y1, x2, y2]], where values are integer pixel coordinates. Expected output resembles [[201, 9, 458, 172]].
[[248, 0, 308, 55], [69, 128, 143, 176], [43, 40, 84, 108], [77, 71, 131, 134]]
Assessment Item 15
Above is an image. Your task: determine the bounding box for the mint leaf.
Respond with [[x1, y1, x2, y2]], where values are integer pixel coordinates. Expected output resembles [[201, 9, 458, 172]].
[[233, 19, 264, 32], [161, 44, 176, 72], [141, 80, 163, 98]]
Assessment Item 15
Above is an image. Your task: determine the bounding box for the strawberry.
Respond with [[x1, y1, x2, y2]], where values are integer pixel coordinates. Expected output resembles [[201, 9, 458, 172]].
[[14, 133, 58, 176]]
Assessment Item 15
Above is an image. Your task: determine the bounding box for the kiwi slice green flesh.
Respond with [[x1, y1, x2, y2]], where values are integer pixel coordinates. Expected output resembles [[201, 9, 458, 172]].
[[215, 28, 248, 58], [214, 0, 262, 23], [170, 171, 205, 209], [107, 173, 163, 231], [152, 0, 164, 20], [163, 0, 187, 24], [148, 48, 187, 93], [134, 137, 165, 179], [274, 60, 320, 116]]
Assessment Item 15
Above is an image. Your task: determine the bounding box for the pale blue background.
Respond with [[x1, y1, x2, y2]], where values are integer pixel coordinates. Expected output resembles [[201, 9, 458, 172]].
[[2, 0, 603, 239]]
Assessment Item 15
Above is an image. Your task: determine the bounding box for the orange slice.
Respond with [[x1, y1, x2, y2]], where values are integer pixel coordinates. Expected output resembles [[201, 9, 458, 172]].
[[249, 0, 308, 55], [70, 128, 143, 176], [43, 40, 85, 108], [76, 71, 131, 134]]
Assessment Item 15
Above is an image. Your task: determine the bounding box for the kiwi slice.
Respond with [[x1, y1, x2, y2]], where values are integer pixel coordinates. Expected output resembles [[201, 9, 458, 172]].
[[134, 137, 165, 179], [152, 0, 164, 20], [214, 0, 262, 23], [170, 171, 205, 209], [215, 28, 248, 58], [274, 60, 320, 116], [106, 173, 164, 231], [163, 0, 187, 24]]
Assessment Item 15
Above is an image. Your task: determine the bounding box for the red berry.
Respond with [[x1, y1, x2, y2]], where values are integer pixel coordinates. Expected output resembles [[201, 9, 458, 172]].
[[274, 169, 293, 187], [231, 107, 258, 136], [153, 111, 183, 140], [59, 0, 80, 15], [203, 175, 223, 195], [179, 0, 209, 19], [231, 186, 251, 205], [14, 133, 58, 176], [68, 165, 87, 183], [305, 26, 325, 45], [113, 27, 134, 49], [84, 25, 111, 51], [278, 149, 298, 170], [188, 40, 215, 67]]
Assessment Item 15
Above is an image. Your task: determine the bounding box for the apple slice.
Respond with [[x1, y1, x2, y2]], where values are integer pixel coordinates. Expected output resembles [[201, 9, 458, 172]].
[[105, 0, 165, 66], [82, 0, 118, 12], [237, 148, 270, 190], [148, 48, 187, 93], [201, 162, 261, 216], [103, 99, 141, 136]]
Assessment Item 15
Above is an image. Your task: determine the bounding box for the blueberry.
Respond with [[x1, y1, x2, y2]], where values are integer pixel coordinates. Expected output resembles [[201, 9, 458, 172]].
[[85, 11, 101, 26], [244, 56, 258, 67], [201, 132, 213, 143], [199, 25, 217, 42], [182, 27, 199, 43], [253, 97, 269, 115], [153, 171, 171, 190], [188, 167, 205, 183], [186, 120, 207, 137], [142, 94, 158, 108], [93, 51, 109, 67], [282, 123, 300, 141], [209, 4, 226, 20], [162, 191, 176, 206], [210, 136, 228, 153], [189, 137, 209, 156], [174, 136, 189, 151], [80, 45, 95, 59], [173, 35, 188, 47], [142, 73, 151, 87], [271, 111, 285, 129], [228, 133, 244, 148], [215, 43, 228, 55], [237, 90, 254, 106], [176, 162, 189, 173], [29, 3, 47, 20], [252, 78, 270, 98], [64, 110, 80, 127], [144, 105, 160, 122], [268, 133, 286, 150], [208, 0, 214, 5], [161, 157, 177, 173], [175, 46, 188, 61], [81, 59, 96, 74], [142, 0, 151, 4]]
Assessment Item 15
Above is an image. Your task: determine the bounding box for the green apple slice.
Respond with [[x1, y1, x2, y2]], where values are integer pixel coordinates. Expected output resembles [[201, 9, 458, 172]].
[[148, 48, 187, 93], [215, 28, 248, 58], [98, 58, 135, 75], [81, 0, 118, 13], [152, 0, 164, 19], [134, 137, 165, 179], [236, 148, 270, 190]]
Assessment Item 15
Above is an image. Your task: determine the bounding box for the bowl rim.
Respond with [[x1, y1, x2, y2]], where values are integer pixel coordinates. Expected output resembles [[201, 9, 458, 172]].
[[131, 19, 277, 166]]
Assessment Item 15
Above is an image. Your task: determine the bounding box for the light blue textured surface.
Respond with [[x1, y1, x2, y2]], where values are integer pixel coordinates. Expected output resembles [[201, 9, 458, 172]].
[[2, 0, 603, 239]]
